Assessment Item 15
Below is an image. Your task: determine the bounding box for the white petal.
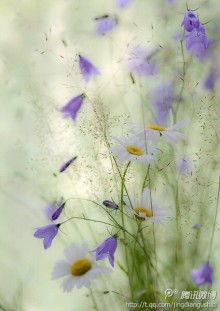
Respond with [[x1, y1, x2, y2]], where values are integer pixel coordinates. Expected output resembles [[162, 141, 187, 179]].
[[51, 261, 70, 279], [169, 119, 190, 131], [61, 276, 76, 292]]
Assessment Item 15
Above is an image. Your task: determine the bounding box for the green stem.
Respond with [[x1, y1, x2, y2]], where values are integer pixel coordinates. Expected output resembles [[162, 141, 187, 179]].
[[61, 216, 119, 229]]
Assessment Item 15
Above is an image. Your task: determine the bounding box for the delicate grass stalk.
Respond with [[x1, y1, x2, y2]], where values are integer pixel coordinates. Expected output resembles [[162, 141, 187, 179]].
[[207, 176, 220, 261], [90, 288, 99, 311]]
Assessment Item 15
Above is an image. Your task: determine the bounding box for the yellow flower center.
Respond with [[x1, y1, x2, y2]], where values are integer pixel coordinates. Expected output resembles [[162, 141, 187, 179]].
[[70, 258, 92, 276], [147, 125, 166, 131], [126, 145, 143, 156], [134, 207, 153, 218]]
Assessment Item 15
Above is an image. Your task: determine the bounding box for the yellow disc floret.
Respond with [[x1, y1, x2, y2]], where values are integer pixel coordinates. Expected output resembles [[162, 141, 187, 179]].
[[147, 125, 166, 131], [134, 207, 153, 218], [126, 145, 143, 156], [70, 258, 92, 276]]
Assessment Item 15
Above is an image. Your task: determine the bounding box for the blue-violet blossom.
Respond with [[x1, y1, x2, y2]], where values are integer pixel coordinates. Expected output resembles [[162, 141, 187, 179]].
[[34, 223, 60, 249], [91, 236, 117, 267], [79, 55, 100, 82], [95, 15, 118, 36], [59, 156, 77, 173], [181, 11, 200, 32], [60, 94, 85, 121], [191, 262, 213, 286]]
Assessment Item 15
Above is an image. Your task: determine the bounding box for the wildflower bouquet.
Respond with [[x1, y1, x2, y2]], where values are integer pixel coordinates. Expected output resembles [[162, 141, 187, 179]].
[[31, 0, 220, 310]]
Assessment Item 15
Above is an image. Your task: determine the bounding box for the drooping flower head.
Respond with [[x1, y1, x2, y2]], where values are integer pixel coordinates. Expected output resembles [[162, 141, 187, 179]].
[[52, 243, 111, 292], [111, 134, 159, 165], [95, 15, 118, 36], [185, 25, 209, 59], [124, 188, 171, 224], [34, 223, 60, 249], [181, 11, 200, 32], [103, 200, 119, 210], [59, 156, 77, 173], [60, 94, 85, 122], [191, 262, 213, 286], [91, 236, 118, 267], [51, 201, 65, 221], [127, 46, 157, 76], [79, 55, 100, 82]]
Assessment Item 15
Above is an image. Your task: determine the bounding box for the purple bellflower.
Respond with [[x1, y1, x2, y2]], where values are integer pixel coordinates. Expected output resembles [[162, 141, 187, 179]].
[[51, 201, 65, 221], [91, 236, 117, 267], [60, 94, 85, 122], [185, 25, 209, 59], [103, 200, 119, 210], [191, 262, 213, 286], [79, 55, 100, 82], [34, 223, 61, 249], [203, 69, 218, 91], [59, 156, 77, 173], [95, 15, 118, 36], [181, 11, 200, 32]]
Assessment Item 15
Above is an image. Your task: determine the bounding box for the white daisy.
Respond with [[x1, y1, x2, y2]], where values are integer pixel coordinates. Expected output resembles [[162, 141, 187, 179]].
[[111, 134, 159, 165], [123, 188, 171, 224], [130, 118, 190, 146], [52, 242, 111, 292]]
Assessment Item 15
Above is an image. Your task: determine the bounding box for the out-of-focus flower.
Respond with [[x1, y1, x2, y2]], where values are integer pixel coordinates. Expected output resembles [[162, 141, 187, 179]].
[[127, 46, 157, 76], [103, 200, 119, 210], [52, 243, 111, 292], [91, 236, 118, 267], [43, 202, 56, 221], [203, 69, 218, 91], [59, 156, 77, 173], [152, 84, 179, 125], [124, 188, 171, 224], [181, 11, 200, 32], [166, 0, 175, 5], [43, 198, 63, 220], [95, 15, 118, 36], [111, 134, 159, 165], [115, 0, 132, 8], [60, 94, 85, 121], [192, 223, 202, 230], [176, 155, 191, 174], [34, 223, 60, 249], [191, 262, 213, 286], [185, 25, 209, 59], [131, 119, 190, 146], [79, 55, 100, 82]]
